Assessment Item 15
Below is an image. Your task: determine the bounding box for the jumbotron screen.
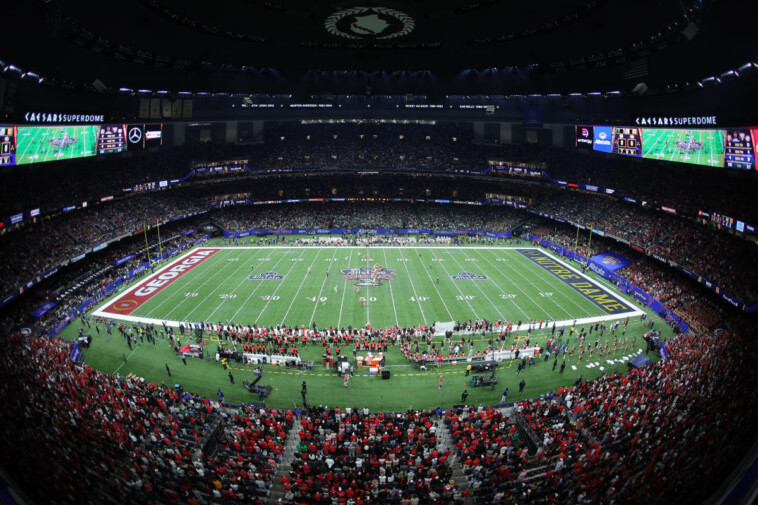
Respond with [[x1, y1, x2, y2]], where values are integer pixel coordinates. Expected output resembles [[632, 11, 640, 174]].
[[724, 128, 756, 170], [641, 128, 725, 167], [16, 125, 99, 165], [0, 123, 165, 166], [578, 124, 753, 169]]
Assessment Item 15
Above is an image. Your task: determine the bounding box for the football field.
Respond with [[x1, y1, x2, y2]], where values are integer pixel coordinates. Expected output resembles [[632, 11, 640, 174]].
[[73, 244, 660, 409], [94, 246, 642, 330], [15, 125, 98, 165], [641, 128, 725, 167]]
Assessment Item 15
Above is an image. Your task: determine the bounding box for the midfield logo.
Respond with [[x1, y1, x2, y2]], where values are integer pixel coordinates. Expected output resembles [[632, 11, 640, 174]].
[[340, 266, 397, 287], [248, 271, 284, 280], [451, 272, 488, 280]]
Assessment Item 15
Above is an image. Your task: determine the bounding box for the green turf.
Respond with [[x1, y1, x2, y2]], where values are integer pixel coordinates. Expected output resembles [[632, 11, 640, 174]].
[[15, 125, 98, 165], [63, 240, 669, 411], [641, 128, 725, 167], [97, 245, 624, 329]]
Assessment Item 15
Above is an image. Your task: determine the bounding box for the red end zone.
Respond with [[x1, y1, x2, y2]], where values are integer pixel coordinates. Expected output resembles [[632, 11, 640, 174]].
[[101, 248, 220, 316]]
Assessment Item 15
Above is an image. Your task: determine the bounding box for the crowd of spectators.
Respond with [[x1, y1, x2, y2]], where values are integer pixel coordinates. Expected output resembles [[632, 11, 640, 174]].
[[526, 220, 725, 332], [216, 202, 522, 234], [2, 120, 755, 307], [532, 190, 758, 303], [444, 319, 758, 505], [0, 332, 294, 505], [0, 195, 207, 300], [281, 406, 459, 505], [0, 122, 510, 216], [1, 195, 744, 334], [531, 147, 758, 223], [0, 312, 754, 504]]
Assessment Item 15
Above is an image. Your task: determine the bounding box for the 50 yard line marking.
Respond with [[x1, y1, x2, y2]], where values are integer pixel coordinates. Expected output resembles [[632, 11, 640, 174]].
[[337, 249, 354, 329], [365, 246, 371, 326], [382, 248, 400, 328]]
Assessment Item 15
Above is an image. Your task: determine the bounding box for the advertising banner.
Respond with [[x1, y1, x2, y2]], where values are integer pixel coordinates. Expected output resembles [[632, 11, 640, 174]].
[[590, 251, 632, 271]]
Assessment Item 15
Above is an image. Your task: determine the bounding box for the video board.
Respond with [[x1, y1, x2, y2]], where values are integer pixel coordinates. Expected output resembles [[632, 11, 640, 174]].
[[578, 124, 752, 170], [125, 124, 163, 150], [724, 128, 756, 170], [97, 125, 127, 155], [0, 122, 166, 168], [612, 127, 642, 157], [15, 125, 99, 165], [641, 129, 725, 167], [0, 127, 16, 166], [575, 126, 593, 149]]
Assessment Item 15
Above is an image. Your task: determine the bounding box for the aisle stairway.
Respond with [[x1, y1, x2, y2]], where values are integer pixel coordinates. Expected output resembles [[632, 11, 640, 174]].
[[266, 421, 301, 505], [436, 421, 474, 505]]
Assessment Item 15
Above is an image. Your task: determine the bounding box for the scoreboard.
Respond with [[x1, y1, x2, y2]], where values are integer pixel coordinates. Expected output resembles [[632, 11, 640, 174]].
[[612, 127, 642, 157], [724, 128, 755, 170], [0, 127, 16, 166], [97, 125, 127, 155], [578, 123, 755, 170]]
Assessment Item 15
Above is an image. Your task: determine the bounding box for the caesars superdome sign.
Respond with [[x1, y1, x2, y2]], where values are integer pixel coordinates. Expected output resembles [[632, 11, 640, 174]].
[[325, 7, 414, 40]]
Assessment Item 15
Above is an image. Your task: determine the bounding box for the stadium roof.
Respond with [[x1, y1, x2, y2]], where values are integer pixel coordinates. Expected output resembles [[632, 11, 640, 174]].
[[5, 0, 757, 95]]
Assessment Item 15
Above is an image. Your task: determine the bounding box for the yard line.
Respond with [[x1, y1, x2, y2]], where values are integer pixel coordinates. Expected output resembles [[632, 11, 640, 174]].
[[462, 249, 531, 320], [229, 249, 290, 322], [255, 250, 307, 321], [278, 248, 323, 325], [398, 248, 428, 324], [143, 249, 239, 318], [112, 346, 139, 374], [382, 248, 400, 327], [307, 248, 338, 326], [427, 248, 480, 319], [171, 250, 256, 322], [365, 246, 371, 326], [204, 248, 270, 321], [444, 249, 504, 320], [413, 248, 454, 321], [493, 249, 597, 318], [471, 248, 561, 320], [337, 249, 354, 329]]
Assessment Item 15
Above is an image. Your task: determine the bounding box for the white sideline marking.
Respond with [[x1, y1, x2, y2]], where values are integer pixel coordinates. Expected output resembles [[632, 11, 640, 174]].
[[92, 246, 644, 328]]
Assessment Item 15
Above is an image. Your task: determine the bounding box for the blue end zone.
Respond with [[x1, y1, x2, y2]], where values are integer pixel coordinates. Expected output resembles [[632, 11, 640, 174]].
[[516, 249, 631, 315]]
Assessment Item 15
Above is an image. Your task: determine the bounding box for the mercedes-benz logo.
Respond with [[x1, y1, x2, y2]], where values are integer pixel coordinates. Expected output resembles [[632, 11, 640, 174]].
[[128, 127, 142, 144]]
